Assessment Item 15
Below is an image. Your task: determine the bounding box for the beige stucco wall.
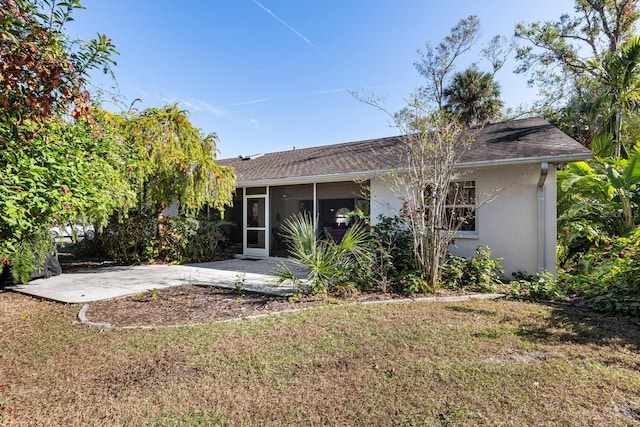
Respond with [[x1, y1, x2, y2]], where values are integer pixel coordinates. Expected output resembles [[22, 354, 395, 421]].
[[370, 163, 557, 278]]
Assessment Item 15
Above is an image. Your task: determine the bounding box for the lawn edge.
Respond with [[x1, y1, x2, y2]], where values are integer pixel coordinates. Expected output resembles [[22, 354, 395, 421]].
[[77, 293, 507, 330]]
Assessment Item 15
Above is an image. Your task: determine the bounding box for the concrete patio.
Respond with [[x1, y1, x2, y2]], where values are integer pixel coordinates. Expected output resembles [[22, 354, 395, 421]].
[[8, 257, 307, 303]]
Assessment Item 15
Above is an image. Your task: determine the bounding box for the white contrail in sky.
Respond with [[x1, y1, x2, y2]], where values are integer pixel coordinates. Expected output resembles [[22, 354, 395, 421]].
[[251, 0, 317, 50], [313, 88, 348, 95], [226, 98, 268, 107]]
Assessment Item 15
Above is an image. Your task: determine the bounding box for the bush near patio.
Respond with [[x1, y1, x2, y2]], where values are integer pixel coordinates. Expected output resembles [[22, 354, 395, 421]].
[[0, 116, 134, 283], [85, 105, 236, 267], [97, 209, 234, 265], [275, 212, 372, 296], [278, 213, 506, 297], [0, 0, 124, 283], [0, 0, 236, 281]]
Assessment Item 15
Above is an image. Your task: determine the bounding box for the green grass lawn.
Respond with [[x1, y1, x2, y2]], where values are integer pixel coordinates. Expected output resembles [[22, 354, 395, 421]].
[[1, 291, 639, 426]]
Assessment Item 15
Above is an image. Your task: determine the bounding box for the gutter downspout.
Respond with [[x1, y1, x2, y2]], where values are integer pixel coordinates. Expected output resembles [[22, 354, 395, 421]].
[[537, 162, 549, 273]]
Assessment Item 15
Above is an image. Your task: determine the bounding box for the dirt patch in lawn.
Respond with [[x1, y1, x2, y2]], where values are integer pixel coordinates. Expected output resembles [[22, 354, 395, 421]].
[[83, 285, 426, 328]]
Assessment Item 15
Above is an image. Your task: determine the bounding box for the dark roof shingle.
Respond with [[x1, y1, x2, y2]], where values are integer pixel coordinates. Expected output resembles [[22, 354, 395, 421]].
[[218, 117, 591, 183]]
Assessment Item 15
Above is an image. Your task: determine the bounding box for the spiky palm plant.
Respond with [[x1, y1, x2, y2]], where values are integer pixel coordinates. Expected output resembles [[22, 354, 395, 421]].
[[275, 212, 371, 295]]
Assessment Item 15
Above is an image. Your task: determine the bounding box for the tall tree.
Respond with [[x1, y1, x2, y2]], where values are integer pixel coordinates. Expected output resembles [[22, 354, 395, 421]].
[[390, 106, 475, 291], [515, 0, 639, 147], [355, 90, 476, 291], [0, 0, 116, 129], [355, 16, 486, 290], [443, 67, 504, 126], [100, 105, 236, 217], [515, 0, 638, 99], [414, 15, 480, 110]]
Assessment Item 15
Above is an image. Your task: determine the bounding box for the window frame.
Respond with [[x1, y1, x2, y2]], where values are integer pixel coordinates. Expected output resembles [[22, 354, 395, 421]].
[[444, 180, 477, 237]]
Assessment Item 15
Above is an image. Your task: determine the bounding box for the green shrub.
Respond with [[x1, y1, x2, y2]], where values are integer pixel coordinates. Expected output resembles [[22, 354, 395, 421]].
[[99, 209, 232, 265], [72, 233, 100, 258], [370, 215, 417, 277], [557, 219, 613, 268], [559, 227, 640, 321], [98, 209, 159, 264], [157, 215, 200, 263], [509, 271, 562, 300], [397, 271, 428, 295], [581, 278, 640, 319], [441, 247, 503, 292], [366, 215, 423, 293], [181, 215, 232, 263], [364, 218, 503, 295]]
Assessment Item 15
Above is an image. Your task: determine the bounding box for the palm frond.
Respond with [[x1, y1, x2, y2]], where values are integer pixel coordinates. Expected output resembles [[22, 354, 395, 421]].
[[276, 212, 372, 295]]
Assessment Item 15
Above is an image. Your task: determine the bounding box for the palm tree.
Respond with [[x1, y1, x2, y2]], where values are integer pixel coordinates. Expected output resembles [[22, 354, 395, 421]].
[[443, 68, 504, 126], [592, 36, 640, 157]]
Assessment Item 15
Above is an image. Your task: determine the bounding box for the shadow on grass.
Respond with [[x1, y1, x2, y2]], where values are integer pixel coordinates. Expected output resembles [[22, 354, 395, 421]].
[[520, 304, 640, 351], [445, 305, 498, 317], [444, 300, 639, 350]]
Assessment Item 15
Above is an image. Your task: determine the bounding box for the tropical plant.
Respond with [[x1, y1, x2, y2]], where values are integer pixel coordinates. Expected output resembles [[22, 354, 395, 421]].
[[561, 227, 640, 321], [559, 145, 640, 241], [591, 35, 640, 157], [414, 15, 480, 110], [443, 67, 504, 125], [275, 212, 371, 295]]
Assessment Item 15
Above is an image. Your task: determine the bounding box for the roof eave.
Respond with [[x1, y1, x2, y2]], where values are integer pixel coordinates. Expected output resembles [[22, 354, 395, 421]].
[[235, 170, 376, 187], [234, 152, 593, 187], [455, 152, 593, 169]]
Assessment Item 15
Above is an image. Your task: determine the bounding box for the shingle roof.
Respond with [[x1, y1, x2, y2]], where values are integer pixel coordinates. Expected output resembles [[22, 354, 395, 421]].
[[218, 117, 592, 184]]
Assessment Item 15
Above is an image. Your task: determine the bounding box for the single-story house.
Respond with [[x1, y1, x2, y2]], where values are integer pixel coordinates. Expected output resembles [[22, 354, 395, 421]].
[[217, 117, 592, 277]]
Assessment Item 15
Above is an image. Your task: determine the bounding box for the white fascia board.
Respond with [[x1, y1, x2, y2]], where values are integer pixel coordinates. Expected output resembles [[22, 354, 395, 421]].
[[455, 153, 592, 169], [236, 170, 377, 187]]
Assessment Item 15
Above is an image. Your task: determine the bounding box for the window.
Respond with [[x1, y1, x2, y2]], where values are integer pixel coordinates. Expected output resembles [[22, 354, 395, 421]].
[[445, 181, 476, 233], [245, 187, 267, 195]]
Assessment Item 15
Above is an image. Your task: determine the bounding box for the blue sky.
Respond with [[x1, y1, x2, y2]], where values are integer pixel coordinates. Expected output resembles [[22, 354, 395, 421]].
[[67, 0, 576, 158]]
